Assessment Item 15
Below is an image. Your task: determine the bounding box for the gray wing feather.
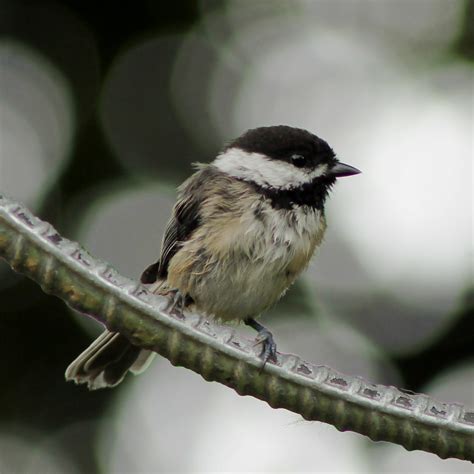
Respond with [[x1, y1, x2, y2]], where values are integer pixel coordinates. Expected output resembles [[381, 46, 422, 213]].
[[140, 166, 214, 284]]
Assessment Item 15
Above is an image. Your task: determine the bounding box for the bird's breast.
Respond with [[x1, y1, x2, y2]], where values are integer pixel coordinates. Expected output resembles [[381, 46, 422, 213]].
[[237, 198, 326, 265], [166, 195, 326, 320]]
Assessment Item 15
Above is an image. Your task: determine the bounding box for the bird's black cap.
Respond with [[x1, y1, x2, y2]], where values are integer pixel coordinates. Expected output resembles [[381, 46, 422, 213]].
[[226, 125, 337, 169]]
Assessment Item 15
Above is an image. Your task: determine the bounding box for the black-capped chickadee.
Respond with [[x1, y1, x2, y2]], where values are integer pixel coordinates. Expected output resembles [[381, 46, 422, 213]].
[[66, 125, 360, 389]]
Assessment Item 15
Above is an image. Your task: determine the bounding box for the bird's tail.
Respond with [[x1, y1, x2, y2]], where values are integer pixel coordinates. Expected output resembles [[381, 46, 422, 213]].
[[65, 330, 155, 390]]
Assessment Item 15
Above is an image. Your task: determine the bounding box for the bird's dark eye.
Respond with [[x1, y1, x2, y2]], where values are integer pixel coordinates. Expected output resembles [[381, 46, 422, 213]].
[[290, 154, 306, 168]]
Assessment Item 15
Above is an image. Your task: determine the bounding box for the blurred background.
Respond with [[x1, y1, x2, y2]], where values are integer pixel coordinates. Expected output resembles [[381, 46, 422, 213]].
[[0, 0, 473, 472]]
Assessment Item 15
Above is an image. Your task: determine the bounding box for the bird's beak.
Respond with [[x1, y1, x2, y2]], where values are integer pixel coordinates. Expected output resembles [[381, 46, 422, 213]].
[[329, 162, 361, 178]]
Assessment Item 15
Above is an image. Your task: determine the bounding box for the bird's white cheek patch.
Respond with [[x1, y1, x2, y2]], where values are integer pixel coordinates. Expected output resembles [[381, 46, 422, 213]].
[[214, 148, 327, 188]]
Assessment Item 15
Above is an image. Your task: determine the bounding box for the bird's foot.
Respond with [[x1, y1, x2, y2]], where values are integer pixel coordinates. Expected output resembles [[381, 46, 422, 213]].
[[245, 318, 278, 367], [254, 328, 278, 366], [164, 289, 188, 317]]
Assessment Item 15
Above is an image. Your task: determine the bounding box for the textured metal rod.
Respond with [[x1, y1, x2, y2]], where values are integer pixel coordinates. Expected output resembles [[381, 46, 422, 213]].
[[0, 193, 473, 462]]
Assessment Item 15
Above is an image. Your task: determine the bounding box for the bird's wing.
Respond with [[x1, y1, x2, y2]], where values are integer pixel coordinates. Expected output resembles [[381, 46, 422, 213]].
[[140, 165, 212, 284]]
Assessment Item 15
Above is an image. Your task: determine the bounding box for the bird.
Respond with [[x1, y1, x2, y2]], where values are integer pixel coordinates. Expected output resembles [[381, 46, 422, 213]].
[[65, 125, 360, 389]]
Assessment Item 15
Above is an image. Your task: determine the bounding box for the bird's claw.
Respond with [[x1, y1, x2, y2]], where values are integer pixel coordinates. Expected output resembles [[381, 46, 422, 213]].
[[164, 289, 186, 316], [254, 328, 278, 366]]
